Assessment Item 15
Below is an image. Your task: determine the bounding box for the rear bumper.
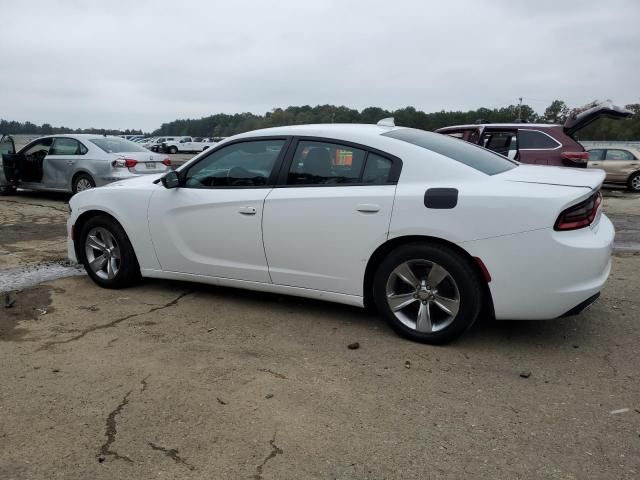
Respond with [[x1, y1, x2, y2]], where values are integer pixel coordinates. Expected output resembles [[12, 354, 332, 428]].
[[559, 292, 600, 317], [463, 214, 614, 320]]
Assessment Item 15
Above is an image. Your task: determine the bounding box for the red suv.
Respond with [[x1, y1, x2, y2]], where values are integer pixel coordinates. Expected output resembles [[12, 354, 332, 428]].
[[436, 102, 631, 168]]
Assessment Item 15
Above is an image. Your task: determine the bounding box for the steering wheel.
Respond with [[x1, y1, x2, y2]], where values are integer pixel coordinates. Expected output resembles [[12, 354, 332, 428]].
[[227, 166, 256, 186]]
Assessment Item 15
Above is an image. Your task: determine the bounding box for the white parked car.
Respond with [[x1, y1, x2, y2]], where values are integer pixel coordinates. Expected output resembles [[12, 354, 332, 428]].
[[0, 134, 172, 194], [163, 136, 216, 154], [67, 121, 614, 343], [146, 137, 182, 152]]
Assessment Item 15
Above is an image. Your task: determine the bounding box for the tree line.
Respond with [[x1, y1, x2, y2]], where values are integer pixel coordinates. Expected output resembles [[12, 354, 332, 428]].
[[3, 100, 639, 140], [0, 119, 143, 136]]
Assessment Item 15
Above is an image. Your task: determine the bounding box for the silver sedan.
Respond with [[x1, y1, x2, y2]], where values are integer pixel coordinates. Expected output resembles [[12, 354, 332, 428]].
[[0, 134, 171, 195]]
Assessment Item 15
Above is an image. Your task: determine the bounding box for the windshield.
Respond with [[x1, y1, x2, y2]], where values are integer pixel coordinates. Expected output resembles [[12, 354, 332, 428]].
[[90, 137, 149, 153], [383, 128, 517, 175]]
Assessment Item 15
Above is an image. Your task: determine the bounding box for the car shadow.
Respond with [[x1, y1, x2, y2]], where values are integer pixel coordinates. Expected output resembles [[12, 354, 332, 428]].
[[136, 277, 592, 350], [11, 190, 72, 203]]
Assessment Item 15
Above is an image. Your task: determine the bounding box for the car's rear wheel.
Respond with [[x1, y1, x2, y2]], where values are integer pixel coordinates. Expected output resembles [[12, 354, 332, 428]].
[[79, 215, 140, 288], [627, 172, 640, 192], [73, 173, 95, 194], [169, 146, 178, 154], [373, 243, 482, 344]]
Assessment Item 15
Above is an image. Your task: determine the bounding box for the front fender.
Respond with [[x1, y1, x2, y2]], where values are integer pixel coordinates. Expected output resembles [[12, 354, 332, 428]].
[[70, 187, 160, 270]]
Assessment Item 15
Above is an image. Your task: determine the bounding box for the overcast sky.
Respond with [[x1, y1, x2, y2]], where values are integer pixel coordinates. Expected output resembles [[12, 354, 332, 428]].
[[2, 0, 639, 131]]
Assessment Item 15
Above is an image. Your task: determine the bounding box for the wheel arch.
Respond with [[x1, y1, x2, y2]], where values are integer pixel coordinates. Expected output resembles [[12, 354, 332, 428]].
[[363, 235, 494, 318], [73, 209, 134, 263], [627, 170, 640, 190], [69, 169, 94, 191]]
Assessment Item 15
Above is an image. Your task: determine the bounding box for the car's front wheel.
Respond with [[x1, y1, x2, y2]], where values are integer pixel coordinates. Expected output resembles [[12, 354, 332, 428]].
[[373, 243, 482, 344], [169, 146, 178, 154], [627, 172, 640, 192], [79, 215, 140, 288]]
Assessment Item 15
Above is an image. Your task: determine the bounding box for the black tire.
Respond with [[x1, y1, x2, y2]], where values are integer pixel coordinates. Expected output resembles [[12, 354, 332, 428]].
[[373, 242, 482, 344], [0, 185, 17, 196], [72, 173, 96, 194], [627, 172, 640, 192], [169, 146, 178, 154], [78, 215, 140, 289]]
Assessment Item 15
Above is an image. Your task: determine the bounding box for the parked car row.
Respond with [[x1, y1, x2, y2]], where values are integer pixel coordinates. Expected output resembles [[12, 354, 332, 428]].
[[0, 102, 635, 196], [120, 135, 225, 153]]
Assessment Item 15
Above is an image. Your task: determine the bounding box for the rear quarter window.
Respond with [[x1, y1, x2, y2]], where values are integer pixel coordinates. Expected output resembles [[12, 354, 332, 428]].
[[383, 128, 517, 175], [518, 129, 561, 149]]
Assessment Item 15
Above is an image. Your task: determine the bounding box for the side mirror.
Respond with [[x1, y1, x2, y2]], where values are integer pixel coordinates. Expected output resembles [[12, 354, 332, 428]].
[[161, 170, 181, 189]]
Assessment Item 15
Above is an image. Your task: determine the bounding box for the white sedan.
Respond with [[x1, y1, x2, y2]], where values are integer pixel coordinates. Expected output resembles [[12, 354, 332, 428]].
[[67, 121, 614, 343]]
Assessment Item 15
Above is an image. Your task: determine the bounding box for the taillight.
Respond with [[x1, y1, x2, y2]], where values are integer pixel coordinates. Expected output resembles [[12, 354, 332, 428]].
[[162, 158, 172, 166], [111, 158, 138, 168], [561, 151, 590, 164], [554, 191, 602, 231]]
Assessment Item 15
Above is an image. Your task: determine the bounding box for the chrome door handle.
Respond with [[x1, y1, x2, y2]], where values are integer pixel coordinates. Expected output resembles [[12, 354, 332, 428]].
[[238, 206, 257, 215], [356, 203, 380, 213], [67, 160, 75, 165]]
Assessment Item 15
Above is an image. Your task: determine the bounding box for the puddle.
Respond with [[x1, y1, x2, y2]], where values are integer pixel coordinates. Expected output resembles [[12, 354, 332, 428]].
[[0, 261, 85, 293]]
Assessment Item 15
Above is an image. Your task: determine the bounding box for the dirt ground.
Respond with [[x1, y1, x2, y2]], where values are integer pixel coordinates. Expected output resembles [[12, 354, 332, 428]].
[[0, 187, 639, 479]]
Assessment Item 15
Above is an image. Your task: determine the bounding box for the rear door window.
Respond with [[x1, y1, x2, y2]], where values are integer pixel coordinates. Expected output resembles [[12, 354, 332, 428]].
[[287, 141, 366, 185], [362, 153, 393, 184], [50, 138, 84, 155], [286, 140, 397, 185], [605, 149, 636, 160], [518, 130, 561, 149]]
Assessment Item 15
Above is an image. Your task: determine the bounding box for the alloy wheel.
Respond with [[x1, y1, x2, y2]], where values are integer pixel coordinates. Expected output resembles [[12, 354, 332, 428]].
[[632, 175, 640, 191], [84, 227, 121, 280], [76, 178, 94, 192], [385, 260, 460, 333]]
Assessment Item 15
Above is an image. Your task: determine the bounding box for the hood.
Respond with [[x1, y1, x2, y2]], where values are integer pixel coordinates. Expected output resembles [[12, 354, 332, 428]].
[[564, 101, 633, 136], [497, 164, 605, 190], [107, 173, 164, 189]]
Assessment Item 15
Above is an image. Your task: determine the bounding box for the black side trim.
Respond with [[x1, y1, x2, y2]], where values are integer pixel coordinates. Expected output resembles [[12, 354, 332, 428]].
[[424, 188, 458, 209]]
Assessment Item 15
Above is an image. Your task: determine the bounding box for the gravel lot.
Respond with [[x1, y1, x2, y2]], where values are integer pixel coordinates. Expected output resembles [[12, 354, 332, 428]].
[[0, 187, 639, 479]]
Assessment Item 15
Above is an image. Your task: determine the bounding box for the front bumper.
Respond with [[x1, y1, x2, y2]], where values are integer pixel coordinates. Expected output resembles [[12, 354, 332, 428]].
[[463, 214, 614, 320], [67, 217, 78, 263]]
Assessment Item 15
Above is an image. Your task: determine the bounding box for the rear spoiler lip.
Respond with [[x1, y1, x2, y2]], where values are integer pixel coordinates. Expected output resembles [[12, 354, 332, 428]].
[[506, 180, 596, 190]]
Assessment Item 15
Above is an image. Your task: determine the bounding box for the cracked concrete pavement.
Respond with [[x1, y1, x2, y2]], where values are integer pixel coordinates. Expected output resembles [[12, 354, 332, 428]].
[[0, 189, 639, 479]]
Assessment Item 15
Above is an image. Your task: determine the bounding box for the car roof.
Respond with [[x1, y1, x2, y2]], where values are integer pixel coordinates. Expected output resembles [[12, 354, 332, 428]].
[[438, 123, 560, 130], [34, 134, 127, 140], [232, 123, 404, 141]]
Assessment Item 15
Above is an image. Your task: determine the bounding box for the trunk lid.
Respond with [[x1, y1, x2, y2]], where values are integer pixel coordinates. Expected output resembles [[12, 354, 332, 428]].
[[498, 164, 605, 190], [115, 151, 170, 174], [564, 101, 632, 137]]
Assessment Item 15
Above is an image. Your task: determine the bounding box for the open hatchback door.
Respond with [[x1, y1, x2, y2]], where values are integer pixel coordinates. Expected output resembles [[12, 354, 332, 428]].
[[564, 101, 633, 137]]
